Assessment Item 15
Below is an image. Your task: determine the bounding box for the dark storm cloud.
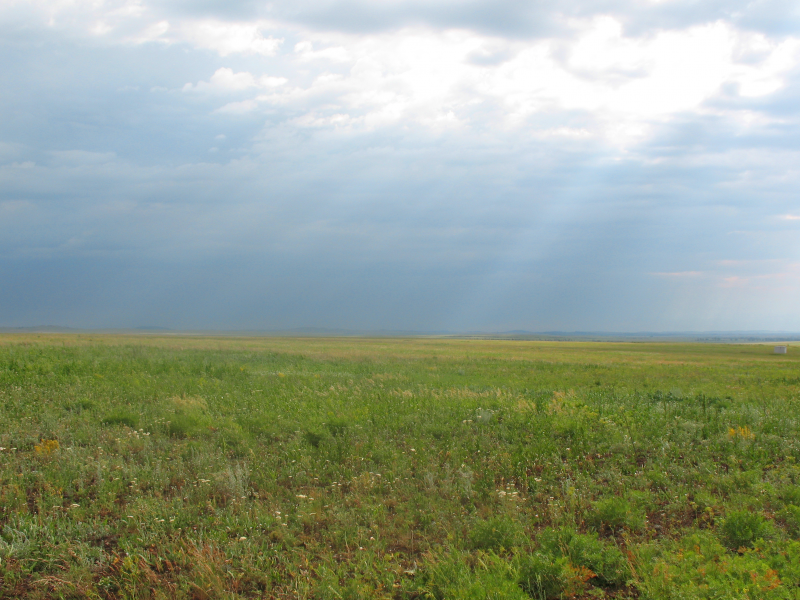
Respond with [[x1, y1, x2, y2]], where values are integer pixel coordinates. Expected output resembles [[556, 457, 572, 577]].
[[3, 101, 798, 331]]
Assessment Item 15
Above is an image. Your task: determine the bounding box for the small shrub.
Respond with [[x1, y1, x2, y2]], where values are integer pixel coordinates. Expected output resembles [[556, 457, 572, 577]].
[[64, 399, 94, 413], [720, 510, 771, 550], [170, 395, 208, 412], [587, 497, 642, 531], [237, 416, 277, 440], [426, 425, 446, 440], [216, 420, 248, 455], [102, 411, 139, 429], [645, 469, 669, 490], [325, 419, 349, 437], [566, 532, 629, 587], [212, 463, 250, 501], [778, 504, 800, 537], [167, 413, 201, 438], [517, 553, 565, 599], [780, 485, 800, 506], [415, 551, 528, 600], [303, 431, 324, 448], [469, 517, 523, 551], [538, 527, 629, 587]]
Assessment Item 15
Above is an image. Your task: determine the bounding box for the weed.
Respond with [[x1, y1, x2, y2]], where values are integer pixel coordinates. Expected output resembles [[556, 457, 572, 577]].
[[102, 411, 139, 429], [468, 517, 523, 551], [720, 510, 772, 550], [167, 413, 202, 438], [539, 527, 630, 587], [303, 430, 324, 448], [33, 439, 59, 455], [517, 553, 565, 599], [587, 497, 643, 532]]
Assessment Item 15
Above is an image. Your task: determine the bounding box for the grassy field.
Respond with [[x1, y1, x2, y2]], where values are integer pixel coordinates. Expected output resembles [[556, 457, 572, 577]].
[[1, 334, 800, 599]]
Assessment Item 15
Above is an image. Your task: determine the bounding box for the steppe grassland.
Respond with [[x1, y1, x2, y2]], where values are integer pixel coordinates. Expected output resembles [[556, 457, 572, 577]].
[[1, 334, 800, 599]]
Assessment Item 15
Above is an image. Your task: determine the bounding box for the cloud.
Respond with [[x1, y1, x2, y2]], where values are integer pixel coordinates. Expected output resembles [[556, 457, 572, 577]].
[[183, 67, 288, 93], [191, 18, 796, 149], [2, 0, 800, 331], [294, 40, 351, 62], [652, 271, 706, 277], [184, 67, 258, 92], [48, 150, 118, 164], [215, 98, 259, 113], [173, 19, 283, 55]]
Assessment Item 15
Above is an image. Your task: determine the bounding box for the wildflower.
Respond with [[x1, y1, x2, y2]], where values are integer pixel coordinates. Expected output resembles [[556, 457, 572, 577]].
[[34, 439, 59, 455], [728, 426, 755, 440]]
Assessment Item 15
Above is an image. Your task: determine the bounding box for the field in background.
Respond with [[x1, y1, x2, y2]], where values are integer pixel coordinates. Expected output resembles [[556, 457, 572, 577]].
[[1, 334, 800, 599]]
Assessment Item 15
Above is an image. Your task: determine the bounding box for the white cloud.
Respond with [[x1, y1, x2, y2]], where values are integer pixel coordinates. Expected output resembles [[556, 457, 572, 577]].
[[733, 35, 800, 97], [130, 19, 169, 43], [11, 2, 798, 145], [184, 68, 257, 92], [228, 18, 799, 144], [184, 68, 287, 94], [174, 20, 283, 56], [294, 41, 351, 62], [259, 75, 289, 88], [216, 99, 259, 114], [102, 14, 284, 57]]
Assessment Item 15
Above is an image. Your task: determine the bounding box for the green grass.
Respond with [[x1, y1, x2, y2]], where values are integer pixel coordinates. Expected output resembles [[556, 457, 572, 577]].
[[1, 334, 800, 598]]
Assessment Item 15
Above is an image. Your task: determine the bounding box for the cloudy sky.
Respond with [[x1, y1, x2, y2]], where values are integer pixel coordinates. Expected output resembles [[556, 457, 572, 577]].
[[1, 0, 799, 332]]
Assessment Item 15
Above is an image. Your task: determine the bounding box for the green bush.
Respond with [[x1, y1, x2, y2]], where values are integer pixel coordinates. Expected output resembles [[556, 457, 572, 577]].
[[538, 527, 629, 587], [780, 485, 800, 506], [216, 419, 248, 455], [587, 497, 642, 531], [778, 504, 800, 537], [167, 413, 202, 438], [303, 430, 324, 448], [65, 399, 94, 413], [325, 419, 349, 437], [517, 553, 565, 600], [237, 416, 278, 440], [468, 517, 523, 551], [638, 532, 797, 600], [567, 533, 629, 586], [101, 411, 138, 429], [415, 551, 528, 600], [720, 510, 771, 550]]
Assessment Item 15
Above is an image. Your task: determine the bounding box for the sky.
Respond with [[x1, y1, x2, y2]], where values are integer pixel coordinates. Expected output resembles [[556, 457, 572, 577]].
[[1, 0, 800, 332]]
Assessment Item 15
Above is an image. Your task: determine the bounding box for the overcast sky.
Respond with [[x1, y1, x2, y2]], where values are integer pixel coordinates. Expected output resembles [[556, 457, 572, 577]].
[[1, 0, 799, 332]]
